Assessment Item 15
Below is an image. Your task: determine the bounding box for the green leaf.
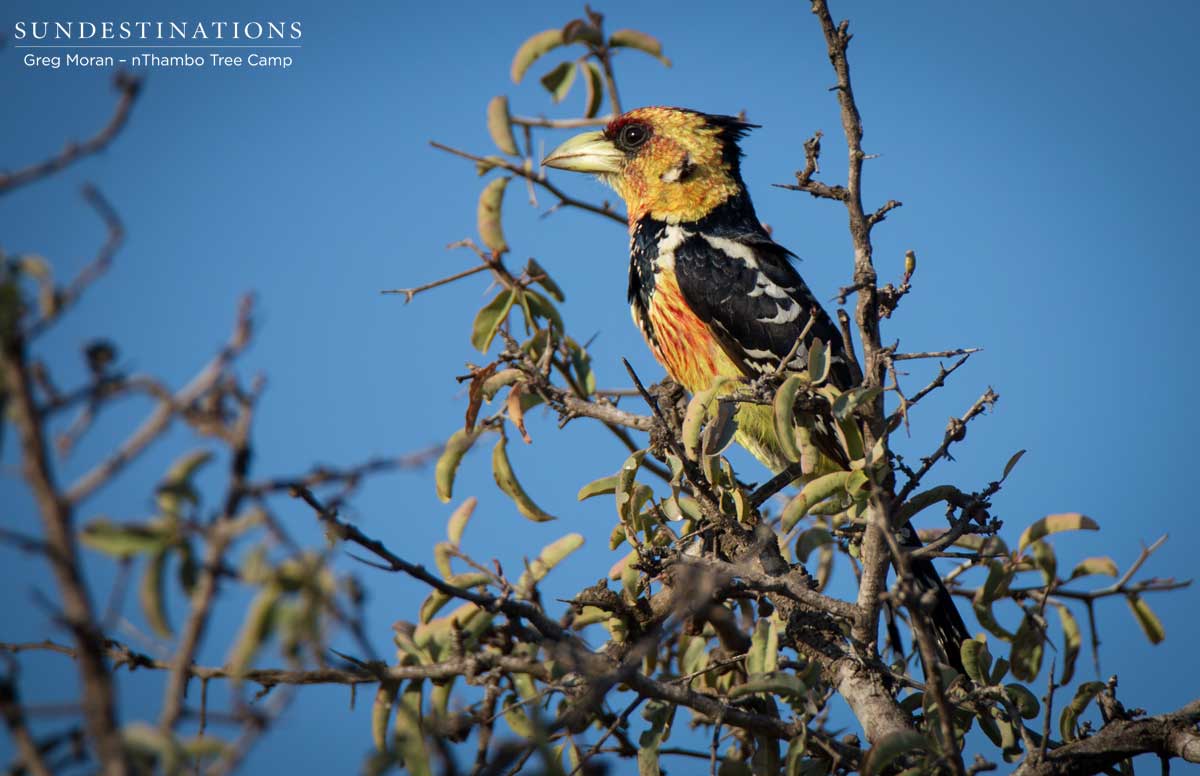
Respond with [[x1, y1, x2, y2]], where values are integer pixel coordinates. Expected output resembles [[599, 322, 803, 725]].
[[806, 339, 829, 384], [862, 730, 928, 776], [773, 374, 807, 463], [831, 385, 881, 421], [1060, 681, 1105, 742], [729, 672, 807, 699], [580, 61, 605, 118], [227, 584, 281, 678], [562, 19, 603, 45], [976, 707, 1005, 749], [420, 573, 491, 623], [395, 680, 431, 776], [785, 732, 808, 776], [1018, 513, 1099, 553], [1002, 449, 1027, 480], [180, 734, 230, 761], [746, 619, 779, 676], [122, 722, 180, 769], [446, 497, 477, 546], [701, 400, 738, 457], [794, 526, 833, 563], [577, 474, 619, 501], [1126, 594, 1165, 644], [615, 449, 647, 523], [435, 428, 479, 503], [972, 562, 1015, 641], [679, 635, 708, 679], [140, 550, 172, 639], [1009, 613, 1044, 682], [620, 551, 641, 601], [371, 680, 400, 752], [522, 288, 564, 332], [636, 700, 674, 775], [476, 176, 510, 254], [510, 29, 565, 84], [431, 678, 454, 718], [433, 541, 454, 579], [1069, 556, 1118, 580], [470, 289, 515, 353], [503, 692, 535, 738], [781, 471, 851, 532], [960, 638, 992, 685], [844, 468, 869, 496], [526, 258, 564, 302], [681, 376, 732, 461], [517, 533, 584, 596], [608, 29, 671, 66], [539, 61, 576, 103], [1004, 683, 1040, 719], [492, 436, 556, 522], [1031, 539, 1057, 585], [156, 449, 214, 516], [486, 96, 519, 156], [80, 518, 171, 558], [177, 540, 198, 595], [566, 337, 595, 395], [1053, 603, 1082, 684], [637, 746, 660, 776], [481, 368, 524, 400]]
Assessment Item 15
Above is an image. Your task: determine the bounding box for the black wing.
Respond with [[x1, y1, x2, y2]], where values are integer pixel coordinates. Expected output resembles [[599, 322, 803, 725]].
[[671, 228, 853, 389]]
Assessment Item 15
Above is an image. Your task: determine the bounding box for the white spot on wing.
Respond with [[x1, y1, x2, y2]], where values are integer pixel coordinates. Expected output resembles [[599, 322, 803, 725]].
[[652, 224, 690, 272], [758, 300, 802, 324], [702, 234, 800, 304], [701, 234, 759, 268]]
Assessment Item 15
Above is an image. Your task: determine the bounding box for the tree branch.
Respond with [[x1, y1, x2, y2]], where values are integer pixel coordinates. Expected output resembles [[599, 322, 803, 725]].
[[430, 141, 624, 225], [1, 299, 127, 775], [64, 295, 253, 506], [1013, 700, 1200, 776], [26, 184, 124, 339], [0, 72, 141, 196], [1, 639, 549, 688]]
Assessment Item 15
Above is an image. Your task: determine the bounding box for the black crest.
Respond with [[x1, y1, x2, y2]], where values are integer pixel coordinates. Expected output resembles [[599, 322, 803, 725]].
[[684, 109, 759, 174]]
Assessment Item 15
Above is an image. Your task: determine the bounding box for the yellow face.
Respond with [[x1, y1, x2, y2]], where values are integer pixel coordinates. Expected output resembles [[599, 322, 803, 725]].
[[543, 107, 744, 224]]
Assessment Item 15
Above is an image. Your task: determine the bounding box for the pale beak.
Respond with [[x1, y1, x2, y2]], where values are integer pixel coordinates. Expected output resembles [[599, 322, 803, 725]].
[[542, 131, 624, 174]]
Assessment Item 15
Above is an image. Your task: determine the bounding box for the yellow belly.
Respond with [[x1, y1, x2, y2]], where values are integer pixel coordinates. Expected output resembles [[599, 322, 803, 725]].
[[635, 271, 791, 474]]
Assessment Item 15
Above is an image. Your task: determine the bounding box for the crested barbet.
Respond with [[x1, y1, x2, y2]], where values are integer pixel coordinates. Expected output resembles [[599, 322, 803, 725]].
[[543, 106, 969, 667]]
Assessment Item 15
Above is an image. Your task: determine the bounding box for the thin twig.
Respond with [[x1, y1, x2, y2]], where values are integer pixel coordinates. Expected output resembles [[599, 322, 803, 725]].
[[567, 695, 643, 776], [510, 114, 613, 129], [2, 290, 127, 774], [381, 263, 491, 302], [0, 72, 141, 196], [430, 141, 623, 225], [892, 348, 981, 362], [27, 185, 125, 339], [65, 296, 254, 506]]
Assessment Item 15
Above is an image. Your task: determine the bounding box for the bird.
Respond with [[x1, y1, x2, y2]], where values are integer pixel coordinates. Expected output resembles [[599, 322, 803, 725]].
[[542, 106, 970, 669]]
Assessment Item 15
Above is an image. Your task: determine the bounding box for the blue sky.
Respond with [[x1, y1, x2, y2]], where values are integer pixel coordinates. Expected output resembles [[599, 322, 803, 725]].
[[2, 1, 1198, 772]]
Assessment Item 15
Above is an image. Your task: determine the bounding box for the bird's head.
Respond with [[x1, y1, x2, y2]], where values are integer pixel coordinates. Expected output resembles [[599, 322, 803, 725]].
[[543, 106, 757, 224]]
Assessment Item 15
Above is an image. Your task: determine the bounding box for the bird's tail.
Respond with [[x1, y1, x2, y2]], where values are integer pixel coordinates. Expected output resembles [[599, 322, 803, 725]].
[[903, 520, 971, 673]]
